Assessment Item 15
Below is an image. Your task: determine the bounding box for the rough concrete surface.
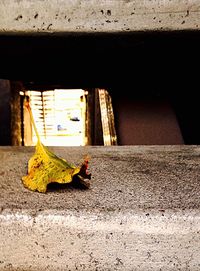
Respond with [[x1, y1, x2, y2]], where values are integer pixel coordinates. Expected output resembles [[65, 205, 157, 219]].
[[0, 145, 200, 270], [0, 0, 200, 34]]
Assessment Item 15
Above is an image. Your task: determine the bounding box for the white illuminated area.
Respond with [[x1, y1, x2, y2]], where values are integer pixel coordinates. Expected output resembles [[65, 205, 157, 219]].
[[25, 89, 86, 146]]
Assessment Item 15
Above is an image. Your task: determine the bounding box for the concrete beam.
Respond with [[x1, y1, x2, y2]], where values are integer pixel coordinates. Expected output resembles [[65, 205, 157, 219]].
[[0, 0, 200, 35], [0, 145, 200, 270]]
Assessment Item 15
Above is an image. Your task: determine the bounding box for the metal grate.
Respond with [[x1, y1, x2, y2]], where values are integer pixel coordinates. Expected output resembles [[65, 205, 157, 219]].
[[25, 89, 85, 146], [28, 90, 56, 138]]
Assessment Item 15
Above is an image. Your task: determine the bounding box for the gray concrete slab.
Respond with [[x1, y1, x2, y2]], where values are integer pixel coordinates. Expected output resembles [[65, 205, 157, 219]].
[[0, 0, 200, 34], [0, 145, 200, 270]]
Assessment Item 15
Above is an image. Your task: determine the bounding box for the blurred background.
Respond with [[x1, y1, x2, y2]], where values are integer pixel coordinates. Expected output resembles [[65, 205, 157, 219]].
[[0, 32, 200, 146]]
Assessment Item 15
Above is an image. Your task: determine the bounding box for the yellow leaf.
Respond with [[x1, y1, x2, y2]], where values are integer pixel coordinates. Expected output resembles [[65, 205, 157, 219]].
[[22, 99, 91, 193]]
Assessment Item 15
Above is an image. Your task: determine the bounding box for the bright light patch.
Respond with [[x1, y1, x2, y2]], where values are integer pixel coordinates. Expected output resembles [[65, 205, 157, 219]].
[[24, 89, 86, 146]]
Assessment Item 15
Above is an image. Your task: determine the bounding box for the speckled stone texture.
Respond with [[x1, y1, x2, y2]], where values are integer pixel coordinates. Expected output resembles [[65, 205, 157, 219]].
[[0, 146, 200, 270], [1, 0, 200, 34]]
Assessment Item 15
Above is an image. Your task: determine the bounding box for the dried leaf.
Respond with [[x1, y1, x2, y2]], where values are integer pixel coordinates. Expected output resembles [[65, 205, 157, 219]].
[[22, 100, 91, 193]]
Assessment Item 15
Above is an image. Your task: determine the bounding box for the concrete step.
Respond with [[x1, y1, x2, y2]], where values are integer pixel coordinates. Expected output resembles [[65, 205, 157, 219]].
[[0, 146, 200, 270], [0, 0, 200, 33]]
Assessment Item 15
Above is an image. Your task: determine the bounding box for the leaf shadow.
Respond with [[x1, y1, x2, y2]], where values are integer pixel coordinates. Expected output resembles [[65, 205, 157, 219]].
[[47, 175, 91, 192]]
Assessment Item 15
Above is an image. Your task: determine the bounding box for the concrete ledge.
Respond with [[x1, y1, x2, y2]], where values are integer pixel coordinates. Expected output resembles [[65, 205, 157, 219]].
[[0, 146, 200, 270], [0, 0, 200, 34]]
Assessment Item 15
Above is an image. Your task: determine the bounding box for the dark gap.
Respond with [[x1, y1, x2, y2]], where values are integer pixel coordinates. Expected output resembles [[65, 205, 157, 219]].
[[1, 31, 200, 144]]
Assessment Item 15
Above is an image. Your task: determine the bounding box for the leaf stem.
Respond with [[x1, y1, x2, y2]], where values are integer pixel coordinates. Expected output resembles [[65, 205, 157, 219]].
[[24, 99, 41, 143]]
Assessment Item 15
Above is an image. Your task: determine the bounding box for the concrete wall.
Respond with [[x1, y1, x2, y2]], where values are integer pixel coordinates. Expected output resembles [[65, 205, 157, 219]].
[[1, 145, 200, 270], [0, 0, 200, 34], [0, 1, 200, 145], [113, 98, 184, 145]]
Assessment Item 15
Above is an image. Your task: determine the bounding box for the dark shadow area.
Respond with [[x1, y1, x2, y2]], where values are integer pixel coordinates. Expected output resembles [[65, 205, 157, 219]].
[[0, 80, 11, 145], [47, 176, 91, 193], [47, 181, 89, 193], [0, 31, 199, 90], [0, 31, 200, 144]]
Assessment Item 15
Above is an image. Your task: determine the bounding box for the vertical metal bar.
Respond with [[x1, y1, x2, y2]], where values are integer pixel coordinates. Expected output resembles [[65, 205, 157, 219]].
[[41, 91, 47, 139]]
